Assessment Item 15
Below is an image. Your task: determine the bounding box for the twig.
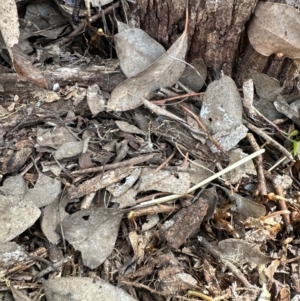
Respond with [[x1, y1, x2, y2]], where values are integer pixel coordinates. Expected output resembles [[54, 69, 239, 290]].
[[247, 133, 267, 195], [71, 153, 156, 175], [252, 107, 286, 134], [130, 149, 265, 209], [155, 149, 176, 173], [264, 172, 292, 232], [135, 192, 170, 204], [150, 92, 203, 105], [132, 94, 207, 137], [197, 236, 253, 289], [243, 119, 294, 161], [119, 279, 200, 301], [180, 105, 226, 153], [128, 204, 180, 219], [59, 2, 120, 46], [80, 191, 96, 209]]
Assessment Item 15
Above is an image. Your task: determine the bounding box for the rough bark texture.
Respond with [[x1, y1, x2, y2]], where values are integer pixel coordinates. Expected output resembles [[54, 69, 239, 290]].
[[135, 0, 299, 92], [137, 0, 257, 76]]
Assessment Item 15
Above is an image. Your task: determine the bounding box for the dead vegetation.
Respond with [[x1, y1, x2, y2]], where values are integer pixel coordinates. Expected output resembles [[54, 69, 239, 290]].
[[1, 1, 300, 301]]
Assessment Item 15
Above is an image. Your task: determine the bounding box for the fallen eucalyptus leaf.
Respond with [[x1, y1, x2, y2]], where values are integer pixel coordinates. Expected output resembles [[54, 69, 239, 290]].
[[0, 175, 40, 242], [54, 139, 88, 160], [248, 1, 300, 58], [250, 70, 283, 101], [138, 167, 190, 195], [0, 242, 28, 270], [115, 120, 145, 135], [216, 184, 266, 218], [107, 167, 141, 197], [222, 148, 257, 184], [12, 45, 48, 89], [107, 8, 188, 111], [86, 84, 106, 116], [200, 76, 243, 134], [218, 238, 272, 266], [0, 0, 19, 58], [62, 208, 124, 268], [23, 172, 61, 208], [43, 277, 138, 301], [115, 21, 165, 78]]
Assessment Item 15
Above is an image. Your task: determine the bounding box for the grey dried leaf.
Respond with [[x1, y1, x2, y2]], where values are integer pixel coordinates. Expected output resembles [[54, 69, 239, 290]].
[[222, 148, 257, 184], [54, 139, 87, 160], [43, 277, 138, 301], [138, 167, 190, 195], [0, 175, 40, 242], [248, 1, 300, 58], [216, 185, 266, 218], [62, 208, 124, 269], [86, 84, 106, 116], [0, 242, 28, 270], [23, 173, 61, 208], [200, 76, 243, 134], [115, 120, 145, 135], [250, 70, 283, 101], [107, 167, 141, 197], [107, 8, 188, 111], [115, 21, 165, 78], [0, 0, 19, 58], [218, 238, 272, 266]]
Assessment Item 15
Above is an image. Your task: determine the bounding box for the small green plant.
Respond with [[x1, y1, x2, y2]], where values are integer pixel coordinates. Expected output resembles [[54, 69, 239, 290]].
[[287, 130, 299, 157]]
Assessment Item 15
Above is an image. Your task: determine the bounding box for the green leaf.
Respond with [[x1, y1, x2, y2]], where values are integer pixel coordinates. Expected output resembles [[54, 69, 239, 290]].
[[289, 130, 299, 139], [293, 141, 299, 157]]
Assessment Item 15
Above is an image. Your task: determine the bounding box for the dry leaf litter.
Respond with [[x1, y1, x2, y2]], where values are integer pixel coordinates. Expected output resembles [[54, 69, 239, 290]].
[[0, 1, 300, 301]]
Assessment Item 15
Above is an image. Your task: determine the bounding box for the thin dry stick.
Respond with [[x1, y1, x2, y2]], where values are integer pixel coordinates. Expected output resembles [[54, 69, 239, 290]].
[[180, 104, 226, 153], [155, 149, 176, 173], [71, 153, 155, 175], [135, 192, 170, 204], [151, 91, 203, 105], [119, 279, 201, 301], [197, 236, 253, 289], [128, 204, 180, 219], [130, 149, 265, 209], [247, 133, 267, 195], [59, 2, 120, 45], [264, 172, 292, 232], [243, 119, 294, 161], [131, 94, 207, 137]]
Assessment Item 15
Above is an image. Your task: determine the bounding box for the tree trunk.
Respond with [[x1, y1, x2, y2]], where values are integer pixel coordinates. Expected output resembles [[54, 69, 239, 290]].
[[135, 0, 298, 92]]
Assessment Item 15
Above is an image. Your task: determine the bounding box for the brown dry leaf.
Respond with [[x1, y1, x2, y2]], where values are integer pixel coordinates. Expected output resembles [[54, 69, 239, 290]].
[[107, 7, 188, 111], [12, 45, 48, 89], [248, 1, 300, 58], [0, 0, 19, 58]]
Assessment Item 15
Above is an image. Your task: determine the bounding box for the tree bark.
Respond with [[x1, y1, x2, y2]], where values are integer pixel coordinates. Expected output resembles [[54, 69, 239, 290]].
[[135, 0, 298, 92]]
